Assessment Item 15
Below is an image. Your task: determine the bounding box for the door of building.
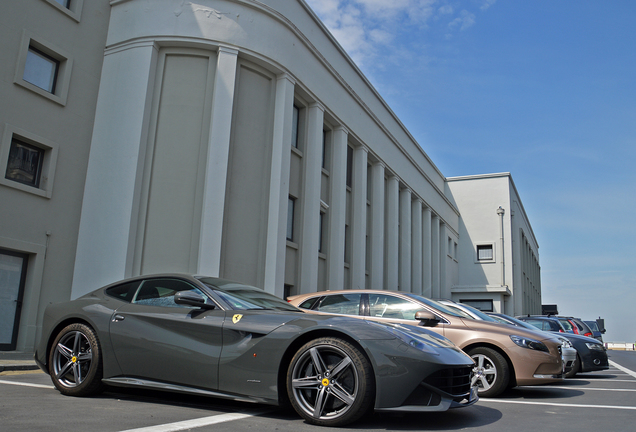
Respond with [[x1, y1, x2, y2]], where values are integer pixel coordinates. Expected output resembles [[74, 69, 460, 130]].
[[0, 249, 28, 351]]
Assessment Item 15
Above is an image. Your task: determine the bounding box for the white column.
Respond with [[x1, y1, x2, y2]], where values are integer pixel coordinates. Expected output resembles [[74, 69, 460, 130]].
[[439, 222, 447, 298], [431, 215, 440, 298], [299, 102, 325, 293], [411, 199, 422, 295], [399, 188, 412, 292], [197, 46, 239, 277], [385, 176, 399, 290], [422, 207, 432, 297], [263, 73, 295, 297], [327, 126, 348, 290], [351, 146, 368, 290], [370, 162, 385, 290], [72, 42, 159, 298]]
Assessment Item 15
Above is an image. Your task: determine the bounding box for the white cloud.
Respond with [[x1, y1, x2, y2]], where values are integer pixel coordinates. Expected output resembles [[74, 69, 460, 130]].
[[304, 0, 492, 71]]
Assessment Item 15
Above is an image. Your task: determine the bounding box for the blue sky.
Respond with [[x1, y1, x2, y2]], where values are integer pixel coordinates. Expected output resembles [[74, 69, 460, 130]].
[[306, 0, 636, 342]]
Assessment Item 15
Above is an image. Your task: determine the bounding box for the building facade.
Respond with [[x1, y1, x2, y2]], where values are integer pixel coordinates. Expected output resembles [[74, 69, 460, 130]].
[[0, 0, 540, 352]]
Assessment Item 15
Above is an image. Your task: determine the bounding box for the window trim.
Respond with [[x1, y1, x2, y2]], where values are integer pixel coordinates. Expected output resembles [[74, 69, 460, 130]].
[[14, 30, 73, 106], [0, 124, 59, 198], [41, 0, 84, 22]]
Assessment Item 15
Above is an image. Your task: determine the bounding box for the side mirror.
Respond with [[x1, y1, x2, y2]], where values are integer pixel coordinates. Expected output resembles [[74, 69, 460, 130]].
[[174, 291, 215, 310], [415, 310, 440, 327]]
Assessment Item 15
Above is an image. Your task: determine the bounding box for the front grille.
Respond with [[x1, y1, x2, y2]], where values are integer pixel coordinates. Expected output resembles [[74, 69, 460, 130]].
[[402, 367, 473, 407], [423, 367, 473, 397]]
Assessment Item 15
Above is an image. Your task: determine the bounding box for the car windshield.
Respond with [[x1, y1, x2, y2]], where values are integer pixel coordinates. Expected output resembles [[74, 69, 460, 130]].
[[403, 293, 472, 318], [199, 278, 299, 311], [557, 318, 574, 331], [493, 314, 540, 331], [585, 321, 600, 331]]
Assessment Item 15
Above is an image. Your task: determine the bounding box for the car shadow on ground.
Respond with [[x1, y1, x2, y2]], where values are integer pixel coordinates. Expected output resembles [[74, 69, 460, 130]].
[[496, 386, 584, 400], [96, 385, 502, 431]]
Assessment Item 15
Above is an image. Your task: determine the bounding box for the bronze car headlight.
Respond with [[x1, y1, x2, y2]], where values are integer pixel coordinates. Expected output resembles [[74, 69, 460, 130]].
[[510, 335, 550, 353]]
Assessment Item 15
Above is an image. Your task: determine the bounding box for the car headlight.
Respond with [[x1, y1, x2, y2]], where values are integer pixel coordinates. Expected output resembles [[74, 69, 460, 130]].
[[510, 335, 550, 353], [586, 342, 604, 351], [558, 337, 573, 349]]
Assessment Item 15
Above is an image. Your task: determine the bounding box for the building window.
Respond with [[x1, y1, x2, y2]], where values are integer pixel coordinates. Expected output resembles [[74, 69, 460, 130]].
[[14, 32, 73, 106], [5, 138, 44, 187], [287, 197, 296, 241], [291, 105, 300, 148], [0, 124, 59, 198], [319, 211, 325, 253], [42, 0, 84, 22], [476, 244, 495, 262], [461, 299, 494, 312], [24, 46, 59, 93]]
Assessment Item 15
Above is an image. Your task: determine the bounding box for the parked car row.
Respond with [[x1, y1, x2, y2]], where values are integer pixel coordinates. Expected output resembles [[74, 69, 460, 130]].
[[288, 290, 566, 398], [511, 315, 609, 377]]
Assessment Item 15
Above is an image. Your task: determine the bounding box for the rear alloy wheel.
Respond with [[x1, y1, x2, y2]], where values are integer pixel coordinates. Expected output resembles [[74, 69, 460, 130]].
[[287, 337, 374, 426], [469, 347, 509, 397], [48, 323, 105, 396]]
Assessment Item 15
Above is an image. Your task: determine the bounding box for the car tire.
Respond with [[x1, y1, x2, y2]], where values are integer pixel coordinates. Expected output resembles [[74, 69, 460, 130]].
[[565, 354, 580, 378], [48, 323, 105, 396], [286, 337, 375, 426], [468, 347, 509, 397]]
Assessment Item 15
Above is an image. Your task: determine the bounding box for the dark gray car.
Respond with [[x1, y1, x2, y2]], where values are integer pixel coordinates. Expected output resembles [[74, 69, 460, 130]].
[[35, 274, 477, 427]]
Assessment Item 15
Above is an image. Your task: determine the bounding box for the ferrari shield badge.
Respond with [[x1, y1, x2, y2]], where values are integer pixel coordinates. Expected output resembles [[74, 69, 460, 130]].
[[232, 314, 243, 324]]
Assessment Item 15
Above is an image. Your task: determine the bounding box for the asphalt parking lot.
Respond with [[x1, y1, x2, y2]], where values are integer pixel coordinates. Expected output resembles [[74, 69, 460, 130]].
[[1, 350, 635, 432]]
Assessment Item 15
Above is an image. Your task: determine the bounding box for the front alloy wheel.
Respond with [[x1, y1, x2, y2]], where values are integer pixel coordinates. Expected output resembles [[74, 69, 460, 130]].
[[469, 347, 509, 397], [287, 337, 374, 426]]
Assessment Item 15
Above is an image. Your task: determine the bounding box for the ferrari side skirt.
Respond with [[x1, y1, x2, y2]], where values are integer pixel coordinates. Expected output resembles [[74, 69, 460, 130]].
[[102, 377, 277, 405]]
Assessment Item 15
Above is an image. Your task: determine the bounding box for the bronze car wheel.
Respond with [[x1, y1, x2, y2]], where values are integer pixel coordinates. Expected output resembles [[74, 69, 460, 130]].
[[469, 347, 509, 397], [48, 323, 105, 396], [287, 337, 374, 426]]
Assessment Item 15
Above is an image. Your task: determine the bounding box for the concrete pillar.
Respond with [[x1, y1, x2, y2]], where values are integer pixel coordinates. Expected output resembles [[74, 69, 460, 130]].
[[385, 176, 399, 290], [422, 207, 432, 297], [197, 46, 239, 277], [351, 146, 368, 290], [72, 42, 159, 298], [399, 188, 412, 292], [439, 222, 447, 298], [298, 102, 325, 293], [263, 73, 295, 297], [327, 126, 348, 290], [370, 162, 385, 290], [431, 215, 440, 298], [411, 199, 422, 295]]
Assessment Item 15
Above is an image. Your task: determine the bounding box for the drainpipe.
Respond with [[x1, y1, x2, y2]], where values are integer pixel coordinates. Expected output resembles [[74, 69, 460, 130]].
[[496, 206, 505, 287]]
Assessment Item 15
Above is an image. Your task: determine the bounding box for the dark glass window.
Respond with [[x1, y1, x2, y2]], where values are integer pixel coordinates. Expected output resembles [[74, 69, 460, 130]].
[[23, 46, 59, 93], [287, 197, 295, 241], [346, 145, 353, 187], [5, 138, 44, 187], [316, 293, 362, 316], [105, 281, 142, 303]]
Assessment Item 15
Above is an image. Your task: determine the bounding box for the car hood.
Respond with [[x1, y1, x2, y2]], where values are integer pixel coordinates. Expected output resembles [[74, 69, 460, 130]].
[[459, 317, 562, 344]]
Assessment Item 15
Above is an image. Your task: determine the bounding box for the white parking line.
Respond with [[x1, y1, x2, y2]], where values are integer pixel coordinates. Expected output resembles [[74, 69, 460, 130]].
[[0, 379, 54, 389], [117, 411, 268, 432], [610, 360, 636, 379], [481, 399, 636, 410]]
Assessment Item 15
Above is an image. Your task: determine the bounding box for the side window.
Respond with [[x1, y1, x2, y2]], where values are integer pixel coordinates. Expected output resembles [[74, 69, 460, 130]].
[[105, 281, 142, 303], [368, 294, 421, 320], [298, 297, 320, 310], [316, 294, 362, 316], [132, 279, 205, 308]]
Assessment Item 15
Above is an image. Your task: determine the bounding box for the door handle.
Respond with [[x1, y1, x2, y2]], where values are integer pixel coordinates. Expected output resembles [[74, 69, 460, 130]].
[[112, 314, 125, 322]]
